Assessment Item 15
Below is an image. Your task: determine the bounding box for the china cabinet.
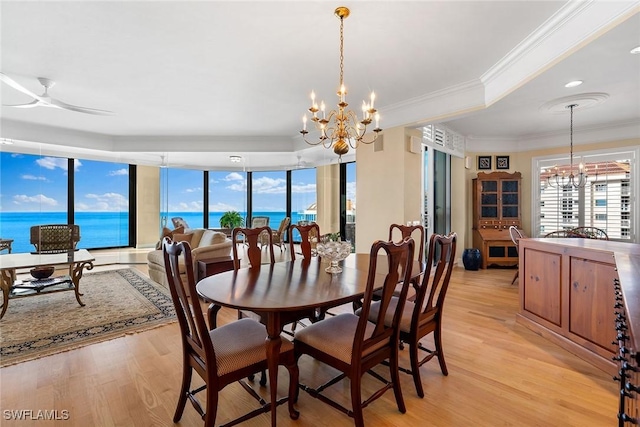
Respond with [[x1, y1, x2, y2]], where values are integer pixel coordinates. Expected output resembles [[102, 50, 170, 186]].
[[472, 171, 522, 268]]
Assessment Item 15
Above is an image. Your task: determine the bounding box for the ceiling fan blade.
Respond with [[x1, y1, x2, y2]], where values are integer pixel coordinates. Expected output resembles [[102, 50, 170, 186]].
[[0, 72, 46, 102], [3, 100, 41, 108], [49, 98, 114, 115]]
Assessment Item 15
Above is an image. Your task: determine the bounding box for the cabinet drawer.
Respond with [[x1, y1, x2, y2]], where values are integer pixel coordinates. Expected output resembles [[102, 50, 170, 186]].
[[479, 220, 499, 229]]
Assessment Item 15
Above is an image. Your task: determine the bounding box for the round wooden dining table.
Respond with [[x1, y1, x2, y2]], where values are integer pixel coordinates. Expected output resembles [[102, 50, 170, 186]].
[[196, 254, 424, 427]]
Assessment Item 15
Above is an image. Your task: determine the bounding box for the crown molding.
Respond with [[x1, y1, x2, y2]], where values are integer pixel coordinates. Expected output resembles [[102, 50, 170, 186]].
[[481, 0, 640, 106], [466, 119, 640, 153], [381, 79, 486, 129]]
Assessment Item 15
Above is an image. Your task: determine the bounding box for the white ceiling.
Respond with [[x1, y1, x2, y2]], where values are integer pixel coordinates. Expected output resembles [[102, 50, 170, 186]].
[[1, 1, 639, 170]]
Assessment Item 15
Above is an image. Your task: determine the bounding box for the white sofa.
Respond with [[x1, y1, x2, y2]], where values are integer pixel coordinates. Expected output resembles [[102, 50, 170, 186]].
[[147, 228, 232, 287]]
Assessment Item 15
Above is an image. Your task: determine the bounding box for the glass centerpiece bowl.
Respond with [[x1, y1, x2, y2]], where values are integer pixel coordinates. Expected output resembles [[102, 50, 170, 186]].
[[316, 241, 352, 273]]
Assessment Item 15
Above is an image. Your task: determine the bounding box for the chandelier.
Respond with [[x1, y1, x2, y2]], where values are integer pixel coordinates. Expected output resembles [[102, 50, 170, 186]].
[[546, 104, 597, 189], [300, 6, 382, 160]]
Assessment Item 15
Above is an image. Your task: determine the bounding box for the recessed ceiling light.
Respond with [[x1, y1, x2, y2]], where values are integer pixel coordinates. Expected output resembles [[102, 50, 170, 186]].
[[565, 80, 583, 88], [631, 45, 640, 54], [229, 155, 243, 163]]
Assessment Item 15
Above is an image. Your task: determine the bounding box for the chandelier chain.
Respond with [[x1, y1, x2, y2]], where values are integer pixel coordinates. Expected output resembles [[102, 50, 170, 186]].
[[545, 103, 598, 189], [339, 15, 344, 88]]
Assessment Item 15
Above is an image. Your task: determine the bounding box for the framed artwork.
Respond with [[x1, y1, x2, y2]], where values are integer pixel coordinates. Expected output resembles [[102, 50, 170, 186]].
[[496, 155, 510, 170], [478, 156, 492, 170]]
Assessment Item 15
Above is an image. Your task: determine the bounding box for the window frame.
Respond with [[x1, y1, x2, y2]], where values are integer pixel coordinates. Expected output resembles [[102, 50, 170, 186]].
[[532, 146, 639, 241]]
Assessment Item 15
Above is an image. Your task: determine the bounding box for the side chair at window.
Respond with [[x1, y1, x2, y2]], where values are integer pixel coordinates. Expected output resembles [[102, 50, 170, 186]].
[[291, 238, 416, 427], [366, 232, 457, 398], [267, 216, 291, 252], [162, 238, 299, 427]]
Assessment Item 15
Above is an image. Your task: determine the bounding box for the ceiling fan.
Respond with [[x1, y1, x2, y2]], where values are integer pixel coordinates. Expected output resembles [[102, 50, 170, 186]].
[[295, 155, 309, 169], [0, 72, 114, 115]]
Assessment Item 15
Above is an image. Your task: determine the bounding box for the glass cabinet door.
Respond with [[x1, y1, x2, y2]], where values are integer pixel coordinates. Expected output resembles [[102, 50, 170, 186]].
[[480, 180, 498, 219], [501, 180, 519, 218]]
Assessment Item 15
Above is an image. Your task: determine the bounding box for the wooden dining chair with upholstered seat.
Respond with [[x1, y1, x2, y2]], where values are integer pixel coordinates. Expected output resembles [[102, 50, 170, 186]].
[[231, 226, 275, 323], [232, 226, 275, 270], [162, 238, 299, 427], [365, 232, 456, 398], [508, 226, 525, 285], [288, 223, 321, 261], [388, 223, 425, 296], [292, 238, 415, 427], [286, 223, 323, 332]]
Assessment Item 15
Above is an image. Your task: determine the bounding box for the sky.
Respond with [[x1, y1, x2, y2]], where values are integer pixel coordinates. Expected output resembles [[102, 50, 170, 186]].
[[1, 151, 356, 213], [0, 152, 129, 212]]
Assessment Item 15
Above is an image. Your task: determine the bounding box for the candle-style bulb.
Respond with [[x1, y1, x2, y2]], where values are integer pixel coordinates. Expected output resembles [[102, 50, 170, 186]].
[[370, 92, 375, 108], [302, 115, 307, 131]]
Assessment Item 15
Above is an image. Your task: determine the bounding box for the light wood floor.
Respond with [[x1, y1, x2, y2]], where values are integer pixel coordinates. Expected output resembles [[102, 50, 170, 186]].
[[0, 250, 617, 426]]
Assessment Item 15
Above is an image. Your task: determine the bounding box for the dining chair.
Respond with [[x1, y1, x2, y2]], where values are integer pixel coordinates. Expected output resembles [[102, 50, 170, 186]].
[[292, 238, 416, 427], [571, 226, 609, 240], [508, 226, 525, 285], [543, 229, 582, 238], [288, 223, 321, 261], [162, 237, 299, 427], [388, 223, 425, 296], [232, 226, 275, 270], [365, 232, 457, 398], [286, 223, 323, 332]]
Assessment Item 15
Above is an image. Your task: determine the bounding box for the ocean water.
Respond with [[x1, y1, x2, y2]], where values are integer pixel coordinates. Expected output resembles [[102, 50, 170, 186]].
[[0, 211, 312, 254]]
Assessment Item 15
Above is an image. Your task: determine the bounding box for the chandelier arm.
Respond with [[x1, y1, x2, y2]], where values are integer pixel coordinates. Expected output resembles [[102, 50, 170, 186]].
[[300, 133, 327, 146], [355, 131, 381, 145]]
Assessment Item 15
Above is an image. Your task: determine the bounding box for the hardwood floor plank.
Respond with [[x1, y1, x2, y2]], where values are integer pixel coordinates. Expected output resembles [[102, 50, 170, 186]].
[[0, 263, 617, 426]]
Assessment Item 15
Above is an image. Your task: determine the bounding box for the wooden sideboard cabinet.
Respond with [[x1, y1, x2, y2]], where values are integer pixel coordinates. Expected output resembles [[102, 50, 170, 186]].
[[472, 171, 521, 268]]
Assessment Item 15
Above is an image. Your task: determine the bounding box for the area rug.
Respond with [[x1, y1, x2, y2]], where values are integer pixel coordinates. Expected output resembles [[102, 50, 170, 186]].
[[0, 268, 176, 367]]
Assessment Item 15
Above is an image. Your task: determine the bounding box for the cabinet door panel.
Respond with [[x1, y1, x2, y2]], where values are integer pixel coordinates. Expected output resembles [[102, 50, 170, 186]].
[[569, 258, 617, 352], [502, 180, 518, 192], [481, 194, 498, 205], [481, 180, 498, 192], [523, 248, 562, 325]]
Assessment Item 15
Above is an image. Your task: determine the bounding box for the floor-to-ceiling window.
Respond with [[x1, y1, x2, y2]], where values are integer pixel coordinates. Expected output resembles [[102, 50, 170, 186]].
[[0, 151, 134, 252], [250, 171, 286, 229], [0, 152, 69, 253], [340, 162, 356, 247], [160, 167, 204, 230], [208, 170, 247, 228], [535, 148, 636, 240], [291, 167, 317, 241], [74, 159, 130, 249]]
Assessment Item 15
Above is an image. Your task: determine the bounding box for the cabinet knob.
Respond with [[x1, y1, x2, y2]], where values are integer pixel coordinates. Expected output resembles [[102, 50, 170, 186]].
[[617, 413, 638, 424], [626, 382, 640, 393]]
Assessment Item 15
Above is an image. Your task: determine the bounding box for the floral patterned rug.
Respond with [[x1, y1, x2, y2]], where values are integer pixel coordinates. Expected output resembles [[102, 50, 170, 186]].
[[0, 268, 176, 367]]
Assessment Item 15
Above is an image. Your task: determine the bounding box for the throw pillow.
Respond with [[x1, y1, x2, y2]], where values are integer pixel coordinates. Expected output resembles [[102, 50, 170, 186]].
[[155, 226, 185, 249], [173, 233, 194, 245], [198, 230, 216, 247]]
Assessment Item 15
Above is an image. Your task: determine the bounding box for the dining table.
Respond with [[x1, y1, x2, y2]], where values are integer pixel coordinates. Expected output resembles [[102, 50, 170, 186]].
[[196, 253, 424, 426]]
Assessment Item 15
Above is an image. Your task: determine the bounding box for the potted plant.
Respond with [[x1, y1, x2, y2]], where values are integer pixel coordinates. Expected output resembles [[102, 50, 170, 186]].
[[219, 211, 244, 229]]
